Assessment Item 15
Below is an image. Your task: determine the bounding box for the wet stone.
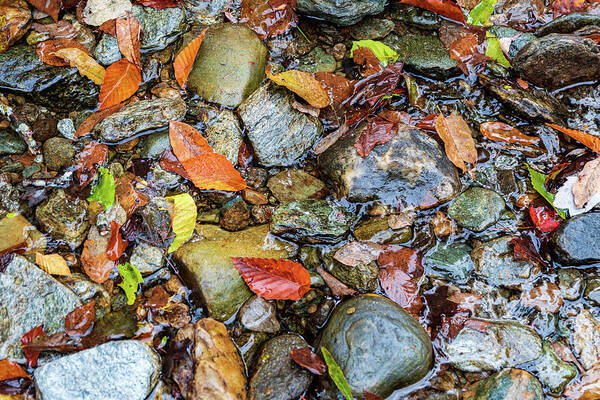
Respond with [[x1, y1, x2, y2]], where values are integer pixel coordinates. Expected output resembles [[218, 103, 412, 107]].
[[138, 197, 173, 247], [238, 82, 322, 167], [320, 122, 461, 208], [0, 256, 81, 362], [520, 282, 564, 314], [448, 187, 506, 232], [94, 34, 121, 65], [488, 26, 536, 59], [536, 12, 600, 36], [353, 217, 413, 244], [202, 109, 243, 165], [296, 0, 386, 26], [558, 268, 583, 301], [0, 0, 31, 53], [530, 341, 576, 393], [34, 340, 161, 400], [270, 199, 354, 244], [220, 201, 250, 232], [129, 243, 164, 275], [424, 242, 474, 284], [182, 0, 230, 24], [298, 47, 336, 73], [42, 137, 76, 171], [390, 4, 441, 31], [584, 274, 600, 306], [94, 97, 187, 143], [552, 212, 600, 265], [349, 17, 395, 40], [320, 295, 433, 398], [239, 296, 280, 333], [463, 369, 543, 400], [573, 309, 600, 370], [267, 169, 326, 202], [0, 128, 27, 155], [249, 334, 313, 400], [321, 248, 379, 291], [140, 130, 170, 159]]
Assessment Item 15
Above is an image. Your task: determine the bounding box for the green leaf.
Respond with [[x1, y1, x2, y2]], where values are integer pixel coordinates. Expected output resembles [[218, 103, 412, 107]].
[[467, 0, 497, 26], [526, 164, 567, 219], [350, 40, 398, 67], [321, 347, 353, 400], [87, 167, 115, 208], [6, 212, 17, 218], [485, 32, 511, 68], [166, 193, 197, 253], [117, 262, 143, 305]]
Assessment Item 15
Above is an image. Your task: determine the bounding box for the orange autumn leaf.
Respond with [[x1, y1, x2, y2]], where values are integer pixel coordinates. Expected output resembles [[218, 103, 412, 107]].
[[232, 257, 311, 301], [266, 65, 330, 108], [546, 123, 600, 153], [174, 28, 208, 89], [115, 13, 142, 69], [98, 58, 141, 110], [80, 238, 114, 283], [75, 101, 127, 138], [435, 114, 477, 172], [168, 120, 213, 162], [27, 0, 61, 22], [398, 0, 466, 25], [480, 121, 540, 146], [76, 142, 109, 188], [36, 39, 91, 67], [0, 359, 30, 382]]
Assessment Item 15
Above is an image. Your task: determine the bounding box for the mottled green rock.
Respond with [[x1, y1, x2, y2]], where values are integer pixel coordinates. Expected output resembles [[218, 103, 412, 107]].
[[298, 47, 336, 73], [320, 295, 433, 398], [353, 217, 412, 244], [270, 200, 354, 244], [464, 369, 543, 400], [267, 170, 326, 202], [0, 129, 27, 155], [390, 4, 441, 30], [349, 17, 395, 39], [448, 187, 506, 232], [424, 242, 474, 284], [187, 23, 268, 107], [35, 188, 90, 248], [557, 268, 583, 300], [140, 130, 170, 159], [531, 341, 576, 393], [174, 225, 297, 321], [321, 248, 378, 291]]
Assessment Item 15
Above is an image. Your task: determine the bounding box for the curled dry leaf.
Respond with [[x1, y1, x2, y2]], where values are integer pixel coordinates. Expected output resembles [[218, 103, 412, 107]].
[[232, 257, 311, 301], [36, 38, 91, 67], [435, 114, 477, 172], [546, 123, 600, 154], [266, 65, 330, 109], [65, 300, 96, 338], [76, 142, 108, 188], [333, 241, 385, 267], [98, 58, 142, 110], [27, 0, 61, 21], [115, 13, 141, 68], [75, 102, 127, 137], [398, 0, 466, 25], [290, 347, 327, 375], [353, 46, 383, 77], [316, 266, 357, 297], [240, 0, 298, 39], [480, 121, 540, 146], [52, 48, 105, 85], [0, 359, 30, 382], [174, 28, 207, 89], [573, 157, 600, 209], [35, 252, 71, 276]]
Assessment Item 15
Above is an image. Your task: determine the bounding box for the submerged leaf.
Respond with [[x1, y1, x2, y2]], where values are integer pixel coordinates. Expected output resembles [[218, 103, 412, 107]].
[[240, 0, 298, 40], [0, 359, 30, 382], [87, 167, 116, 208], [174, 28, 207, 89], [350, 40, 399, 67], [106, 221, 128, 261], [166, 193, 197, 253], [76, 142, 108, 188], [526, 164, 566, 218], [65, 300, 96, 338], [354, 116, 398, 157], [480, 121, 540, 145], [266, 65, 330, 108], [52, 48, 105, 85], [21, 325, 45, 368], [291, 347, 327, 375], [118, 262, 143, 305], [546, 123, 600, 154], [35, 253, 71, 276], [27, 0, 61, 21], [36, 39, 91, 67], [98, 58, 141, 110], [435, 114, 477, 172], [467, 0, 497, 25], [321, 347, 353, 400]]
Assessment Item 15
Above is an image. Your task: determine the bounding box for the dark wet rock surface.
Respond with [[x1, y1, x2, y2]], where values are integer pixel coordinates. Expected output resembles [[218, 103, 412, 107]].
[[296, 0, 386, 26], [36, 189, 90, 248], [552, 212, 600, 264], [424, 242, 474, 284], [463, 369, 543, 400]]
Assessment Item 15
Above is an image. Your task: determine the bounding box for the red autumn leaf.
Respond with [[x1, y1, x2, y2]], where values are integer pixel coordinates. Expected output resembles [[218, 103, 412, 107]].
[[354, 115, 399, 157], [480, 121, 540, 146], [27, 0, 62, 22], [65, 300, 96, 338], [20, 325, 45, 368], [240, 0, 298, 40], [0, 360, 30, 382], [448, 33, 489, 76], [290, 347, 327, 375], [415, 114, 438, 131], [378, 247, 424, 315], [552, 0, 600, 18], [36, 38, 91, 67], [231, 257, 311, 301], [135, 0, 182, 9], [510, 236, 547, 268], [173, 28, 207, 89], [107, 221, 128, 261], [75, 101, 127, 138], [144, 285, 171, 310], [364, 391, 384, 400], [546, 123, 600, 154], [115, 12, 142, 69], [398, 0, 466, 25], [98, 19, 117, 36], [237, 140, 254, 169], [159, 150, 190, 179], [529, 206, 561, 233], [98, 58, 142, 110], [76, 142, 108, 188]]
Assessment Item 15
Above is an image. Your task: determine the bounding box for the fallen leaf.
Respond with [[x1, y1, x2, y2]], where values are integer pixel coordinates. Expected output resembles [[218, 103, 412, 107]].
[[552, 0, 600, 18], [52, 47, 105, 85], [20, 325, 45, 368], [240, 0, 298, 40], [435, 114, 477, 172], [159, 149, 190, 179], [526, 164, 567, 219], [321, 347, 353, 400], [350, 40, 398, 67], [510, 236, 547, 268], [266, 65, 330, 108], [232, 257, 311, 301], [0, 2, 31, 53], [81, 233, 114, 283], [354, 115, 398, 157], [480, 121, 540, 145], [291, 347, 327, 375], [529, 205, 561, 233], [115, 12, 141, 68], [315, 266, 357, 297], [563, 363, 600, 400], [168, 120, 213, 162], [135, 0, 182, 9], [547, 123, 600, 154], [333, 241, 385, 267], [35, 252, 71, 276], [353, 46, 383, 77], [98, 58, 141, 110], [485, 31, 511, 68], [87, 167, 116, 208], [118, 262, 143, 305], [0, 360, 29, 382], [76, 142, 108, 188], [27, 0, 61, 21], [416, 114, 438, 131], [65, 300, 96, 338], [398, 0, 466, 25], [364, 391, 384, 400], [33, 20, 78, 40], [378, 109, 413, 125], [572, 157, 600, 209], [466, 0, 497, 25], [75, 102, 126, 137], [166, 193, 197, 253], [115, 173, 149, 217], [448, 33, 489, 75], [98, 18, 116, 36], [174, 28, 207, 89], [36, 38, 91, 67], [378, 247, 424, 315], [291, 100, 320, 117], [107, 221, 128, 261]]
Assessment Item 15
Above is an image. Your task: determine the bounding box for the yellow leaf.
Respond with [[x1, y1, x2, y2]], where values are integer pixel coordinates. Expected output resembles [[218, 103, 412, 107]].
[[266, 65, 330, 109], [35, 253, 71, 276], [166, 193, 197, 253], [53, 48, 106, 85]]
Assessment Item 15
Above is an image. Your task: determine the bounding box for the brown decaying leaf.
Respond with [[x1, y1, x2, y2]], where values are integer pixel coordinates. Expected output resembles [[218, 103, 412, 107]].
[[480, 121, 540, 146], [159, 149, 190, 180], [173, 28, 208, 89], [353, 46, 383, 77], [364, 391, 385, 400], [76, 142, 108, 188], [80, 229, 114, 284], [333, 241, 385, 267], [354, 115, 399, 157], [563, 363, 600, 400], [240, 0, 298, 40], [573, 157, 600, 209], [27, 0, 61, 21], [52, 48, 105, 85], [36, 38, 91, 67], [98, 18, 117, 36], [316, 266, 357, 297], [546, 123, 600, 154], [266, 65, 330, 109], [65, 300, 96, 338], [115, 12, 141, 68], [448, 33, 488, 76], [232, 257, 311, 301], [291, 100, 320, 118], [115, 172, 149, 216], [290, 347, 327, 375], [35, 252, 71, 276], [378, 109, 413, 125], [98, 58, 141, 110], [0, 360, 30, 382], [378, 247, 424, 315], [0, 2, 31, 52], [435, 114, 477, 172], [75, 101, 127, 138], [33, 21, 77, 40]]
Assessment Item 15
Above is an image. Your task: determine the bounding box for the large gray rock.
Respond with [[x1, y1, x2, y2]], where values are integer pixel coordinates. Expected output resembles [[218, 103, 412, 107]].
[[536, 12, 600, 36], [34, 340, 160, 400], [94, 98, 186, 142], [187, 23, 268, 107], [552, 212, 600, 265], [320, 295, 433, 398], [0, 256, 81, 361], [202, 108, 243, 165], [238, 82, 322, 167], [320, 122, 460, 209], [513, 34, 600, 90], [297, 0, 386, 26]]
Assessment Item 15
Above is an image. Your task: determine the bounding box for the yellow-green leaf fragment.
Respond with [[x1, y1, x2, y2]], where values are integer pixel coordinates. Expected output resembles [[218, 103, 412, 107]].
[[321, 347, 353, 400], [485, 32, 511, 68], [117, 262, 143, 305], [350, 40, 398, 67], [166, 193, 197, 253], [87, 167, 115, 208], [467, 0, 497, 26], [526, 164, 566, 219]]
